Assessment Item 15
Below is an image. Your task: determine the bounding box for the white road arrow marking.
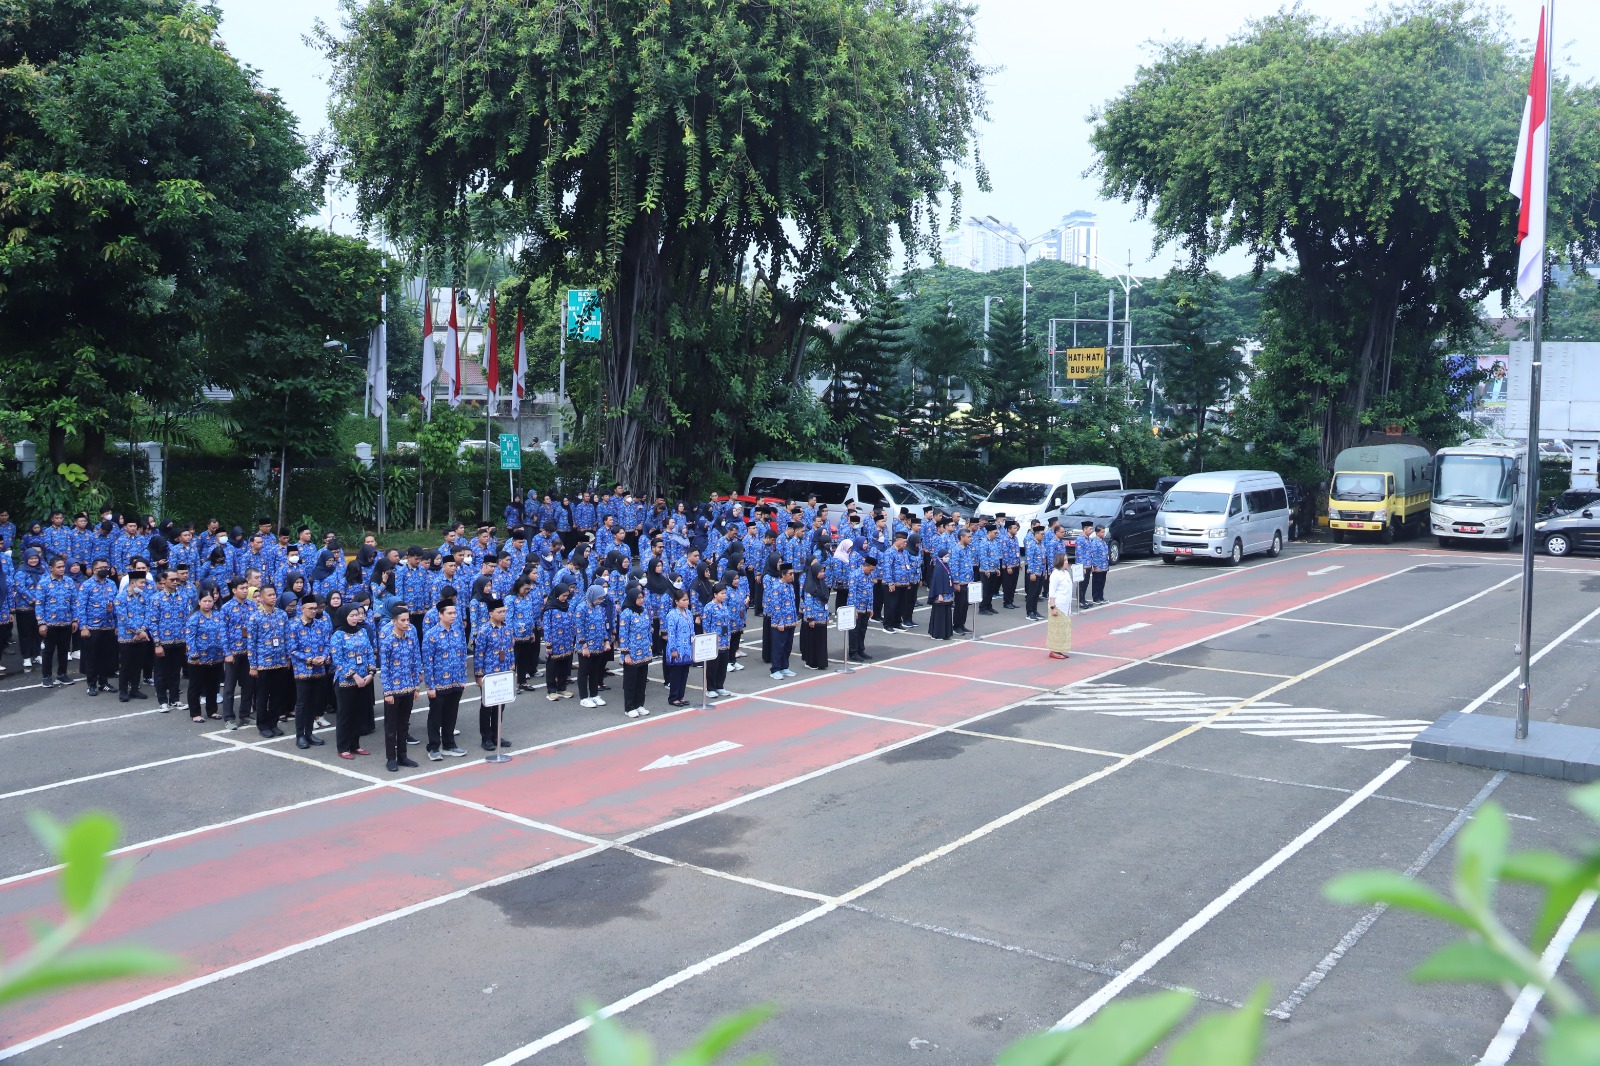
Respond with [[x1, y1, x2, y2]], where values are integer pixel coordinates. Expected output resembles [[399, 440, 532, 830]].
[[1307, 566, 1343, 576], [1109, 623, 1153, 635], [641, 740, 743, 771]]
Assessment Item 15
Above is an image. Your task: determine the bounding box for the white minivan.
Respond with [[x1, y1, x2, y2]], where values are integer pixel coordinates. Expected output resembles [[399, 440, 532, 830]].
[[976, 465, 1124, 537], [1155, 470, 1291, 566], [744, 461, 947, 513]]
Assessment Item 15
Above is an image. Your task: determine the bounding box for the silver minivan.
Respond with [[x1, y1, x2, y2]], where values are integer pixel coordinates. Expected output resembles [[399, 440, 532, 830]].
[[1155, 470, 1291, 566]]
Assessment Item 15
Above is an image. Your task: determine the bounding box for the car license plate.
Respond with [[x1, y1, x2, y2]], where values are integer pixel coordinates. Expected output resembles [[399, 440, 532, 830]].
[[1457, 525, 1482, 534], [1174, 547, 1193, 556]]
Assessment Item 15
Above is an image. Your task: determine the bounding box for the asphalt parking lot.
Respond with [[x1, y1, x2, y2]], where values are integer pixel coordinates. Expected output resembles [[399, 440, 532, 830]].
[[2, 541, 1599, 1065]]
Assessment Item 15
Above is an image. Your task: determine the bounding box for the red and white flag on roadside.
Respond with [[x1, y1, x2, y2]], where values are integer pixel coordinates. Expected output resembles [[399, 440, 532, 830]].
[[486, 290, 500, 415], [419, 279, 436, 417], [446, 288, 462, 408], [1510, 5, 1550, 302], [511, 308, 527, 419]]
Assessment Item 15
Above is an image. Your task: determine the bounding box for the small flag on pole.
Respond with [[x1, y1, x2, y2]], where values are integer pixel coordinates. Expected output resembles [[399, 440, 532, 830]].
[[446, 288, 462, 408], [512, 307, 527, 420], [367, 296, 387, 418], [419, 279, 436, 417], [1510, 5, 1550, 302], [486, 290, 500, 415]]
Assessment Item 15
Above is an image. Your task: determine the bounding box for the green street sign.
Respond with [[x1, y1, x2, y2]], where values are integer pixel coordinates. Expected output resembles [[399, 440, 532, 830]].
[[565, 289, 601, 342], [498, 433, 521, 470]]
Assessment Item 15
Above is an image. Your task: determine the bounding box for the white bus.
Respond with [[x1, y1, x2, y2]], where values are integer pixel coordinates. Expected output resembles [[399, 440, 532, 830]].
[[1430, 439, 1526, 548]]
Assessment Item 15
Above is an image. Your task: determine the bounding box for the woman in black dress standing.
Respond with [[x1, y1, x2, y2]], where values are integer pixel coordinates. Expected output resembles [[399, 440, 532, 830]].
[[927, 548, 955, 640]]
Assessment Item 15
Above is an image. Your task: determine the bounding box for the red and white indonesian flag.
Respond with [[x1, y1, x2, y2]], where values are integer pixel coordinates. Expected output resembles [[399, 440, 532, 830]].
[[486, 291, 500, 415], [1510, 5, 1549, 302], [511, 308, 527, 419], [420, 279, 436, 416], [446, 288, 463, 408]]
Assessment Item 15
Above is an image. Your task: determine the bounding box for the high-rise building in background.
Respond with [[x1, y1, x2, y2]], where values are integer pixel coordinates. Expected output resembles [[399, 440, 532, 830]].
[[1041, 210, 1100, 268], [940, 218, 1027, 272]]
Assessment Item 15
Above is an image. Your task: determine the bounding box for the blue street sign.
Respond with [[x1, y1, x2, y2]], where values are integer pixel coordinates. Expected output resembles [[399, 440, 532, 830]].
[[565, 289, 601, 342]]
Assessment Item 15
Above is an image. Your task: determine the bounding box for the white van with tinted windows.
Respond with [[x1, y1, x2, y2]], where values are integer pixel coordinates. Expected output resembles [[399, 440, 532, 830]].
[[1155, 471, 1291, 566], [744, 461, 945, 513], [976, 465, 1123, 538]]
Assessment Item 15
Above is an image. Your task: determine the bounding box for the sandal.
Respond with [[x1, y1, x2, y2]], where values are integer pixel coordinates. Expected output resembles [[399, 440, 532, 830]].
[[208, 712, 222, 720], [192, 715, 205, 722]]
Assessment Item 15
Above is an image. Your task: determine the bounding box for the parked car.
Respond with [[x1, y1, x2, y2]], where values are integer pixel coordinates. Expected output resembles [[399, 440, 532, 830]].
[[1540, 488, 1600, 519], [911, 478, 988, 512], [1156, 470, 1292, 565], [1535, 504, 1600, 557], [1060, 489, 1164, 564]]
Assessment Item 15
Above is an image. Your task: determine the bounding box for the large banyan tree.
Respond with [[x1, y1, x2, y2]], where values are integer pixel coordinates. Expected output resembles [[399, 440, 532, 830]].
[[323, 0, 989, 495]]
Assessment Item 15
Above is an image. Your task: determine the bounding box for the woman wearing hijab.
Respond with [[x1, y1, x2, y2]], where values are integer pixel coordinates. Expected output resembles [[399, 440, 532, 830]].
[[574, 584, 611, 707], [343, 559, 365, 598], [643, 558, 673, 664], [723, 563, 749, 671], [927, 549, 955, 640], [618, 585, 653, 718], [826, 539, 852, 610], [11, 546, 45, 672], [542, 584, 577, 700], [1045, 552, 1073, 660], [331, 603, 375, 759], [507, 577, 541, 690], [799, 562, 831, 669], [282, 572, 307, 613], [690, 559, 716, 631], [760, 545, 782, 665]]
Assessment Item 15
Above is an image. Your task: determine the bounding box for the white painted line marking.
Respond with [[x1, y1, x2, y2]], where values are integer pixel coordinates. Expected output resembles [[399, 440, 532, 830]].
[[1270, 772, 1508, 1019], [641, 741, 744, 771], [0, 746, 241, 802], [1109, 622, 1153, 635], [1307, 565, 1343, 576], [0, 706, 165, 741], [1053, 758, 1410, 1031], [1459, 602, 1600, 714], [1480, 890, 1600, 1065]]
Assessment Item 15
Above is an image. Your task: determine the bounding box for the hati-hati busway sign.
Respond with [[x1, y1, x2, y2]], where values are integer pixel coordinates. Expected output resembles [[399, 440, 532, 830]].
[[498, 433, 521, 470], [566, 289, 602, 342], [1063, 346, 1108, 379]]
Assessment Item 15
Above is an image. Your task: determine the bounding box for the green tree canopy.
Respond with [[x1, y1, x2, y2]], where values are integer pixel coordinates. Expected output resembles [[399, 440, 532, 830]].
[[0, 0, 312, 473], [323, 0, 990, 497], [1090, 3, 1600, 467]]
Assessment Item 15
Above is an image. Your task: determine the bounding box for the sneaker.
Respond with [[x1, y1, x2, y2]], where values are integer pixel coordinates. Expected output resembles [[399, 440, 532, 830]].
[[159, 702, 170, 713], [445, 747, 468, 757], [771, 671, 785, 681], [625, 708, 641, 718], [559, 691, 574, 699], [22, 657, 32, 671], [637, 708, 651, 716], [708, 690, 723, 699], [69, 650, 80, 661], [592, 696, 606, 706], [579, 697, 596, 708], [547, 693, 562, 702], [315, 717, 330, 729], [42, 678, 58, 689], [782, 669, 797, 678], [717, 689, 733, 698], [427, 749, 444, 761], [58, 674, 76, 685]]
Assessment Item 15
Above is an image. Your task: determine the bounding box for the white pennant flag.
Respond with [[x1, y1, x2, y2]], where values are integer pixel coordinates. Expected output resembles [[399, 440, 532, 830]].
[[1509, 6, 1550, 302], [445, 288, 462, 408], [512, 307, 527, 419], [419, 279, 437, 417], [367, 293, 387, 419]]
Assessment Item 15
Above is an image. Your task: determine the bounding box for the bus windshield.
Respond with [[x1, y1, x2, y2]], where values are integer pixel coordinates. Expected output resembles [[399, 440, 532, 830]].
[[1434, 455, 1516, 507], [1161, 490, 1229, 515]]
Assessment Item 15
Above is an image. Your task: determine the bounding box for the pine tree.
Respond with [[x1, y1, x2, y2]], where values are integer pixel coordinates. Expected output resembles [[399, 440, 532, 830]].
[[811, 288, 909, 464], [1153, 284, 1247, 472], [980, 299, 1055, 468], [909, 304, 979, 477]]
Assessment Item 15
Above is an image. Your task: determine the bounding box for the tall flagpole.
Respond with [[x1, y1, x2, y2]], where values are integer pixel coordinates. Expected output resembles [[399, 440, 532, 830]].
[[1516, 0, 1553, 742]]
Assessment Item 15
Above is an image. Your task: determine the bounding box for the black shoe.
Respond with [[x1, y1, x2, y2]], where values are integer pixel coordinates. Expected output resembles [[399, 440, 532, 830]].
[[481, 740, 496, 752], [58, 675, 77, 686], [405, 735, 419, 745], [398, 757, 418, 768], [129, 690, 147, 699], [307, 735, 325, 746], [87, 683, 99, 695], [857, 652, 875, 661], [953, 627, 970, 635], [42, 678, 57, 689], [1003, 603, 1018, 609], [882, 626, 900, 633], [296, 737, 310, 749], [387, 759, 400, 772], [119, 693, 131, 703], [903, 621, 920, 628], [499, 738, 511, 748]]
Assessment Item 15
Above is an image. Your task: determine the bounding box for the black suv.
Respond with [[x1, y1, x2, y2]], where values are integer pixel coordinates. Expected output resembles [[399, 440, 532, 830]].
[[1060, 489, 1164, 564]]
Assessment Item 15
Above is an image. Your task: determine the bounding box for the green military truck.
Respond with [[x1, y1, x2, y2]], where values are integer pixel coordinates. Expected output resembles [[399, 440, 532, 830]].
[[1328, 442, 1434, 543]]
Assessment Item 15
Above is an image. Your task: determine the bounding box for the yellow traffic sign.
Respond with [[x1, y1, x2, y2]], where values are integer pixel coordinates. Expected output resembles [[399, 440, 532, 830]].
[[1063, 347, 1107, 379]]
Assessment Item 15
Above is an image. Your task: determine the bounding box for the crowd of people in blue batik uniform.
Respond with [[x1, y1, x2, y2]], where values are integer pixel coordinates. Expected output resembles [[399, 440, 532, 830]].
[[0, 489, 1094, 772]]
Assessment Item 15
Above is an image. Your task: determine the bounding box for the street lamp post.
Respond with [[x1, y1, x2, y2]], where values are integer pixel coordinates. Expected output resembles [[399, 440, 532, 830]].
[[972, 217, 1053, 340], [1088, 252, 1141, 370]]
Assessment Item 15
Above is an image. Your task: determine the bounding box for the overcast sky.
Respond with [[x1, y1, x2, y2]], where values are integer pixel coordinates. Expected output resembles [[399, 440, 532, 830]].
[[216, 0, 1594, 279]]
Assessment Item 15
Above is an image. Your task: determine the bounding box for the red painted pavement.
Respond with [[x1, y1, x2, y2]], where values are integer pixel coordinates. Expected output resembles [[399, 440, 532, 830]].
[[0, 550, 1410, 1051]]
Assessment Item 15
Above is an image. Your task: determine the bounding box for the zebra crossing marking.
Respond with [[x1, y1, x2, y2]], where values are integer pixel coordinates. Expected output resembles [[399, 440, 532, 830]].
[[1037, 682, 1427, 751]]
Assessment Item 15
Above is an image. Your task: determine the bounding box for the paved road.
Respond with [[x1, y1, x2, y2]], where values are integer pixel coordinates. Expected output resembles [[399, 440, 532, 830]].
[[2, 542, 1598, 1065]]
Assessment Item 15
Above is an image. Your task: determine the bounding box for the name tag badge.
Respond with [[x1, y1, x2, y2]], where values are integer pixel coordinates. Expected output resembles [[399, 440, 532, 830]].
[[272, 638, 280, 647]]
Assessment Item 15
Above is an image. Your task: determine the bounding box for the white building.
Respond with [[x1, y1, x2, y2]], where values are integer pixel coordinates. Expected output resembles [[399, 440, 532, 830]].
[[1041, 210, 1100, 268], [940, 219, 1027, 273]]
